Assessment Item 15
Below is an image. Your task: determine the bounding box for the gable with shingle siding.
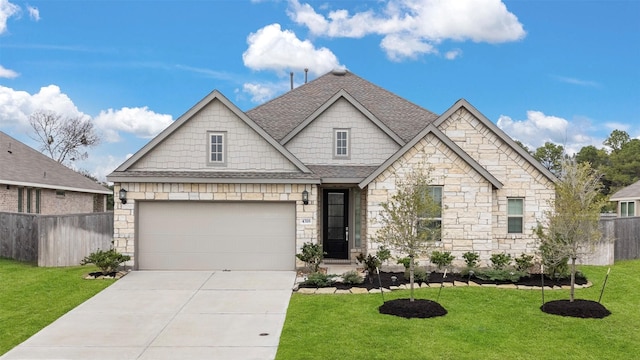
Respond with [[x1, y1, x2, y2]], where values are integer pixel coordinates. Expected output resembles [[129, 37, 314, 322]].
[[131, 99, 299, 172], [285, 98, 401, 166]]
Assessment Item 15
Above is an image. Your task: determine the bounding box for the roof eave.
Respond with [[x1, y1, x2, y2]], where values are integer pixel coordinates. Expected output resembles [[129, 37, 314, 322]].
[[0, 179, 111, 194]]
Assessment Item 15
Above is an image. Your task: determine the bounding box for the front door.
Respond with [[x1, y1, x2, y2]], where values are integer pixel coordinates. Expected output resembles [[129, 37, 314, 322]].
[[323, 189, 349, 259]]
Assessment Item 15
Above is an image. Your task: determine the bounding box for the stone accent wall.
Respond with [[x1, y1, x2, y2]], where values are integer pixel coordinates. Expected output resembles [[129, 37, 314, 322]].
[[113, 182, 318, 266], [366, 134, 495, 265], [285, 98, 400, 165], [438, 108, 555, 264], [131, 99, 297, 172]]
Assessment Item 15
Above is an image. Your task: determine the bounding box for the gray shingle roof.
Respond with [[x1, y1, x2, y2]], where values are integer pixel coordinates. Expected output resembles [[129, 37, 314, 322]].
[[610, 180, 640, 200], [246, 70, 439, 142], [0, 131, 111, 194], [307, 165, 379, 180]]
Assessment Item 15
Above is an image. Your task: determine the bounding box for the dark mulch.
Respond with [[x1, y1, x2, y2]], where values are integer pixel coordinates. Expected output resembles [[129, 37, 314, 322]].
[[379, 299, 447, 319], [299, 271, 588, 290], [541, 299, 611, 319]]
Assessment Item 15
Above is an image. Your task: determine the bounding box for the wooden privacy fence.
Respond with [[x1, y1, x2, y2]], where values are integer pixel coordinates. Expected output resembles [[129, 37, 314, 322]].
[[602, 216, 640, 261], [0, 212, 113, 267]]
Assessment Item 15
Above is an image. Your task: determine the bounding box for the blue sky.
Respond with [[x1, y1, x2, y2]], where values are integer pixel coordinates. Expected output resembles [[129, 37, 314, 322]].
[[1, 0, 638, 181]]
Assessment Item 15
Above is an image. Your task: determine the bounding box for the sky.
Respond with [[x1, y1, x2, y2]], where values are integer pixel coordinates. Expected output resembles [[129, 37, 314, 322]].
[[0, 0, 638, 182]]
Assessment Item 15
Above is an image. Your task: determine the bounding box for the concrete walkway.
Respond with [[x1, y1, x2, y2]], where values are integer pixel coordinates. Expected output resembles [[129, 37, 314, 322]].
[[2, 271, 296, 360]]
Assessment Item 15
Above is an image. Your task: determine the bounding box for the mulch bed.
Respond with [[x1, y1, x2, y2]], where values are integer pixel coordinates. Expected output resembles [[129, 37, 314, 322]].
[[298, 271, 588, 290], [541, 299, 611, 319], [379, 299, 447, 319]]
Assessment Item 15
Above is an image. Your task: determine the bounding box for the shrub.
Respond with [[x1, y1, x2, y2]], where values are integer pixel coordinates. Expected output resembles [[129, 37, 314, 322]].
[[80, 249, 130, 274], [357, 253, 382, 283], [296, 242, 325, 272], [341, 270, 364, 285], [430, 251, 455, 270], [462, 252, 480, 268], [404, 266, 428, 282], [490, 253, 512, 270], [396, 256, 417, 269], [376, 246, 392, 264], [475, 269, 526, 282], [540, 241, 570, 279], [514, 253, 535, 272], [304, 272, 336, 287]]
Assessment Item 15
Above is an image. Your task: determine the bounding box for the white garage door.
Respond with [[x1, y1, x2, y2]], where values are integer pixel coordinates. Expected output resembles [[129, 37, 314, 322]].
[[137, 201, 295, 270]]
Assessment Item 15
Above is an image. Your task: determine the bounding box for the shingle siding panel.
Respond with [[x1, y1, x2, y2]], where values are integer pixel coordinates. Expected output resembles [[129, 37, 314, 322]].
[[131, 100, 298, 172], [285, 99, 400, 165]]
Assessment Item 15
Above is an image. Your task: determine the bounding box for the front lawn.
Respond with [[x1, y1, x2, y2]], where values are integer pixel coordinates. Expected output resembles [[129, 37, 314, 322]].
[[0, 258, 115, 355], [277, 260, 640, 360]]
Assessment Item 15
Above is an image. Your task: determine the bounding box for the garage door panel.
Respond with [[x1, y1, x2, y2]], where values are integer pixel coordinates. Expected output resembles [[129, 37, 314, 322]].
[[138, 201, 295, 270]]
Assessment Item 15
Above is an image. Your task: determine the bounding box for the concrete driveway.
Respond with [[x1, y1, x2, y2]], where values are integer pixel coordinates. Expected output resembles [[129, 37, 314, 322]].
[[1, 271, 296, 360]]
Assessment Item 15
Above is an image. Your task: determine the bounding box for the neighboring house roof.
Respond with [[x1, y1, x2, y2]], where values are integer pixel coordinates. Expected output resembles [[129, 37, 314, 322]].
[[610, 180, 640, 201], [247, 70, 439, 143], [359, 124, 504, 189], [0, 131, 111, 194], [113, 90, 311, 174]]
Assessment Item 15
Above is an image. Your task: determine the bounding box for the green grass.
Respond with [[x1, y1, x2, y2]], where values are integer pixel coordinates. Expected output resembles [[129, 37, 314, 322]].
[[0, 258, 115, 355], [277, 260, 640, 360]]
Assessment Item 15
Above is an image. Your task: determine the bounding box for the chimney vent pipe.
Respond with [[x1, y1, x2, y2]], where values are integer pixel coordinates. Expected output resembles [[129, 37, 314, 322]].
[[290, 72, 294, 90], [304, 68, 308, 83]]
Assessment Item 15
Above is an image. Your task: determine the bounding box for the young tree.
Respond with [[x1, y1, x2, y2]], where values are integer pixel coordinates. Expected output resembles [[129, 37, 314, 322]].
[[535, 159, 605, 302], [29, 110, 100, 164], [374, 164, 441, 301]]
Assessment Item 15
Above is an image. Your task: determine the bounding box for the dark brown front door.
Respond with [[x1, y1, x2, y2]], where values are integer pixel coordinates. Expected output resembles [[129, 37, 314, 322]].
[[323, 189, 349, 259]]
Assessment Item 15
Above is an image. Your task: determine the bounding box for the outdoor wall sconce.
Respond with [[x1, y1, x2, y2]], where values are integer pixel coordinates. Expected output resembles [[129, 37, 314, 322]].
[[119, 188, 128, 205], [302, 189, 309, 205]]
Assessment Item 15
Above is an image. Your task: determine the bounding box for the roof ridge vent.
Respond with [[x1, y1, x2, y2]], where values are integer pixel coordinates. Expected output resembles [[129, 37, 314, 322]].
[[331, 68, 347, 76]]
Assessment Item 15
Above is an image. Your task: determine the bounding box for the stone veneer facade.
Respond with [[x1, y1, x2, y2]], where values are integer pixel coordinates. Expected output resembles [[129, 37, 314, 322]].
[[113, 182, 318, 265], [366, 108, 555, 267]]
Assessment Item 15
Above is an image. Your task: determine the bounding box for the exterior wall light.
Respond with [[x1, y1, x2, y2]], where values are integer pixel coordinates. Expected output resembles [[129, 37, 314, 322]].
[[302, 189, 309, 205], [119, 188, 128, 205]]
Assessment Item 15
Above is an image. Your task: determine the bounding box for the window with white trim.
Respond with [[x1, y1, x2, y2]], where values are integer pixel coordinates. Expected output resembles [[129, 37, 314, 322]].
[[507, 198, 524, 233], [208, 132, 226, 165], [334, 129, 349, 158], [621, 201, 635, 217], [418, 185, 443, 241]]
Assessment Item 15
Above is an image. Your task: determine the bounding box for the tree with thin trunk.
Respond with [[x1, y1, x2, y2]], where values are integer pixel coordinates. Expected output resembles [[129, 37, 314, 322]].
[[535, 159, 605, 302], [374, 164, 441, 302], [29, 110, 100, 164]]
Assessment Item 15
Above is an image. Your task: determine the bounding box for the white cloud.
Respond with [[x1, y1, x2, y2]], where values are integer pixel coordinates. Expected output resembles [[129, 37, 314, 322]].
[[27, 5, 39, 21], [554, 75, 599, 87], [0, 85, 172, 143], [380, 33, 437, 61], [0, 65, 19, 78], [287, 0, 525, 61], [0, 0, 19, 34], [604, 122, 630, 132], [0, 85, 87, 130], [242, 23, 343, 76], [444, 49, 462, 60], [94, 107, 173, 142], [497, 110, 599, 155], [242, 82, 281, 103]]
